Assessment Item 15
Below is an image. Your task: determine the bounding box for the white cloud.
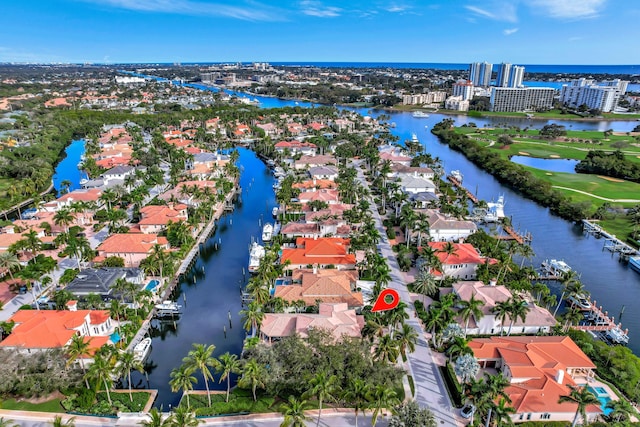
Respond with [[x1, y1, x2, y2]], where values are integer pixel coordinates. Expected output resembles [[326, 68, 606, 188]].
[[464, 2, 517, 22], [525, 0, 607, 19], [300, 0, 341, 17], [80, 0, 283, 21], [503, 27, 519, 35], [568, 36, 583, 41]]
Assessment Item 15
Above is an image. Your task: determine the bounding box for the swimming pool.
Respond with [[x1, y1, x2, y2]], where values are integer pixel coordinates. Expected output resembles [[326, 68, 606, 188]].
[[587, 385, 612, 416], [145, 279, 160, 292], [109, 331, 121, 344]]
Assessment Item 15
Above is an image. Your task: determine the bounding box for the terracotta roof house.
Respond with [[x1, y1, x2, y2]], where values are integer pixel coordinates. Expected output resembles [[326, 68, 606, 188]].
[[451, 281, 556, 335], [42, 188, 103, 213], [0, 306, 114, 358], [294, 155, 337, 170], [293, 179, 337, 192], [280, 219, 351, 239], [159, 180, 217, 206], [469, 336, 601, 424], [138, 204, 188, 234], [298, 189, 341, 205], [281, 237, 356, 270], [379, 151, 412, 166], [96, 234, 169, 267], [427, 241, 497, 280], [274, 140, 317, 157], [422, 209, 477, 242], [274, 269, 362, 307], [260, 302, 364, 342], [256, 122, 280, 137]]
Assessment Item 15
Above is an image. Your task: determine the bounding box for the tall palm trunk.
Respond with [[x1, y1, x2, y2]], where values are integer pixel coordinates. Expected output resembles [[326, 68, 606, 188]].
[[203, 373, 211, 406], [484, 407, 492, 427], [103, 378, 112, 405], [316, 397, 323, 427]]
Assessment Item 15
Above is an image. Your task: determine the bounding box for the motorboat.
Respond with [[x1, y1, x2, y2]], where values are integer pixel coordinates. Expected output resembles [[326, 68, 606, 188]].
[[154, 300, 182, 317], [541, 259, 572, 275], [272, 206, 279, 217], [248, 242, 266, 274], [411, 133, 419, 143], [484, 196, 505, 222], [629, 256, 640, 273], [606, 327, 629, 345], [262, 223, 273, 242], [567, 294, 591, 310], [450, 170, 463, 183], [412, 111, 430, 118], [132, 337, 152, 362]]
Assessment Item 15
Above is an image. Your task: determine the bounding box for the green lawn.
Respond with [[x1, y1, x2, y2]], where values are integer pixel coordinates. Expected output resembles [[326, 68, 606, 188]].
[[597, 217, 636, 242], [1, 398, 63, 412]]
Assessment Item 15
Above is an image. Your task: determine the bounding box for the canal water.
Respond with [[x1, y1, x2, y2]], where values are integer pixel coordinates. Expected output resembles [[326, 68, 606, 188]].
[[52, 139, 85, 196]]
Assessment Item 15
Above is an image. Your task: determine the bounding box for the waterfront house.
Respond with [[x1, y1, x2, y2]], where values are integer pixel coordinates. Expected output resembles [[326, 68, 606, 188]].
[[308, 165, 339, 181], [274, 140, 317, 157], [298, 189, 341, 205], [280, 219, 351, 239], [96, 234, 169, 267], [450, 281, 556, 335], [41, 188, 103, 213], [0, 305, 114, 358], [138, 204, 188, 234], [294, 154, 337, 170], [280, 237, 356, 270], [398, 174, 437, 195], [293, 179, 337, 192], [427, 241, 496, 280], [379, 151, 412, 166], [421, 209, 477, 242], [101, 165, 135, 185], [66, 267, 145, 302], [389, 163, 435, 180], [274, 268, 362, 308], [260, 302, 364, 343], [256, 122, 280, 138], [469, 336, 601, 424], [331, 118, 355, 132]]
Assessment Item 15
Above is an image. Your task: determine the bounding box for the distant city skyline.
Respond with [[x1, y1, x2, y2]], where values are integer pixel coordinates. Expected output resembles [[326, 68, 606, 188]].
[[2, 0, 638, 65]]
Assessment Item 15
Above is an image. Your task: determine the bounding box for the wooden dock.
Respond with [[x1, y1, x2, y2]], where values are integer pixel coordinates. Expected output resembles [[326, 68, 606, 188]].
[[582, 220, 638, 258], [570, 297, 629, 338], [125, 319, 152, 351], [447, 176, 479, 204], [496, 225, 532, 244]]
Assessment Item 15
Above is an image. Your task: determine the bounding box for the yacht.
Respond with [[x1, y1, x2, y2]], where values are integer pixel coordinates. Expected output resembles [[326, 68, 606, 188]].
[[272, 206, 279, 217], [262, 223, 273, 242], [606, 327, 630, 345], [248, 242, 266, 274], [412, 111, 430, 118], [541, 259, 572, 275], [629, 256, 640, 273], [411, 133, 419, 143], [450, 170, 463, 183], [132, 337, 152, 362], [154, 300, 182, 317], [566, 294, 591, 310], [484, 196, 505, 222]]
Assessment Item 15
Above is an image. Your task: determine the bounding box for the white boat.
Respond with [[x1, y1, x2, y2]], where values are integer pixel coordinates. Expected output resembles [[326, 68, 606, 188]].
[[248, 242, 266, 274], [411, 133, 419, 143], [154, 300, 182, 317], [567, 294, 591, 310], [484, 196, 505, 222], [629, 256, 640, 273], [450, 170, 463, 183], [132, 337, 151, 362], [606, 327, 629, 345], [262, 223, 273, 242], [541, 259, 572, 275], [412, 111, 430, 118], [272, 206, 279, 217]]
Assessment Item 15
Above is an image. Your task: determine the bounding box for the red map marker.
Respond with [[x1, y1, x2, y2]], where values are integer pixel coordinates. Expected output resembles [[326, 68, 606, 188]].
[[371, 289, 400, 312]]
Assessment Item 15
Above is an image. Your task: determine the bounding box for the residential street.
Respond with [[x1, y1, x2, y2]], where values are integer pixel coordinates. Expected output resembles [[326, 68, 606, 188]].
[[354, 160, 460, 427]]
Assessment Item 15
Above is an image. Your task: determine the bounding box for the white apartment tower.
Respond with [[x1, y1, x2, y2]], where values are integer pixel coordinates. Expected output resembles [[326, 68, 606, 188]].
[[453, 80, 474, 101], [497, 63, 511, 87], [469, 62, 493, 87], [490, 87, 555, 112], [509, 66, 525, 88], [559, 78, 629, 113]]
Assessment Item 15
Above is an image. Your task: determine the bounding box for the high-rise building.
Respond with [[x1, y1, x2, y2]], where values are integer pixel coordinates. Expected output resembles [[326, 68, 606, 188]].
[[559, 78, 629, 113], [453, 80, 474, 101], [490, 87, 555, 112], [497, 63, 512, 87], [469, 62, 493, 87], [509, 66, 525, 88]]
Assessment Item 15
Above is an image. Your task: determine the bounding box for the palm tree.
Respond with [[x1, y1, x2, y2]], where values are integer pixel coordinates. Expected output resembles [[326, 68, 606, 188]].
[[118, 350, 145, 401], [342, 378, 371, 427], [412, 269, 437, 304], [492, 300, 511, 336], [216, 352, 242, 403], [85, 352, 114, 405], [563, 307, 584, 332], [167, 405, 202, 427], [279, 395, 311, 427], [454, 353, 479, 384], [304, 372, 340, 427], [395, 323, 418, 359], [54, 208, 74, 234], [183, 343, 219, 407], [368, 385, 399, 426], [605, 398, 634, 422], [138, 408, 168, 427], [458, 293, 484, 338], [553, 271, 580, 316], [66, 334, 92, 389], [438, 241, 457, 263], [375, 334, 400, 363], [240, 301, 264, 337], [491, 397, 515, 426], [239, 359, 267, 402], [446, 336, 472, 363], [170, 365, 197, 409], [20, 229, 42, 258], [0, 251, 20, 281], [506, 297, 530, 336], [477, 373, 511, 427], [50, 415, 76, 427], [558, 385, 599, 427]]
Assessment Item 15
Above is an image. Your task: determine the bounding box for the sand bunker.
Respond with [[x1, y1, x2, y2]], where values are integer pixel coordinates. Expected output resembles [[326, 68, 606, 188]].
[[598, 175, 625, 182], [549, 154, 560, 158], [546, 173, 553, 176], [518, 151, 530, 155]]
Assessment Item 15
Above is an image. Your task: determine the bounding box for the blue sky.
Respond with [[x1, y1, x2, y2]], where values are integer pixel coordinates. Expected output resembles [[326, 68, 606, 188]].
[[1, 0, 638, 64]]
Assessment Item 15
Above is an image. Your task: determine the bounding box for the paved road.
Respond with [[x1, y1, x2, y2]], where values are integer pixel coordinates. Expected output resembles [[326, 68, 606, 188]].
[[354, 161, 459, 427]]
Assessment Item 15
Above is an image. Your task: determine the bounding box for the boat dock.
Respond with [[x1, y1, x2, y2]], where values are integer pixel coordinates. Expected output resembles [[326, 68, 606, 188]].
[[570, 297, 629, 344], [125, 319, 152, 352], [496, 225, 532, 244], [447, 176, 479, 204], [582, 220, 638, 259]]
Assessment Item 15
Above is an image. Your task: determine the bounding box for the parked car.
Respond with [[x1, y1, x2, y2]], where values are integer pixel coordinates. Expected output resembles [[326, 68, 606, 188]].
[[461, 403, 476, 419]]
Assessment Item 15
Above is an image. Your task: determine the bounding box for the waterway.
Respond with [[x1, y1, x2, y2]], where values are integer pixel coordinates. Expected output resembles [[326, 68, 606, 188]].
[[52, 139, 86, 196]]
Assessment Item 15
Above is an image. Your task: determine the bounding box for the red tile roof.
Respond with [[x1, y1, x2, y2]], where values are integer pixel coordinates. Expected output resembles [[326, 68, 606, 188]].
[[98, 233, 168, 254], [281, 238, 355, 266]]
